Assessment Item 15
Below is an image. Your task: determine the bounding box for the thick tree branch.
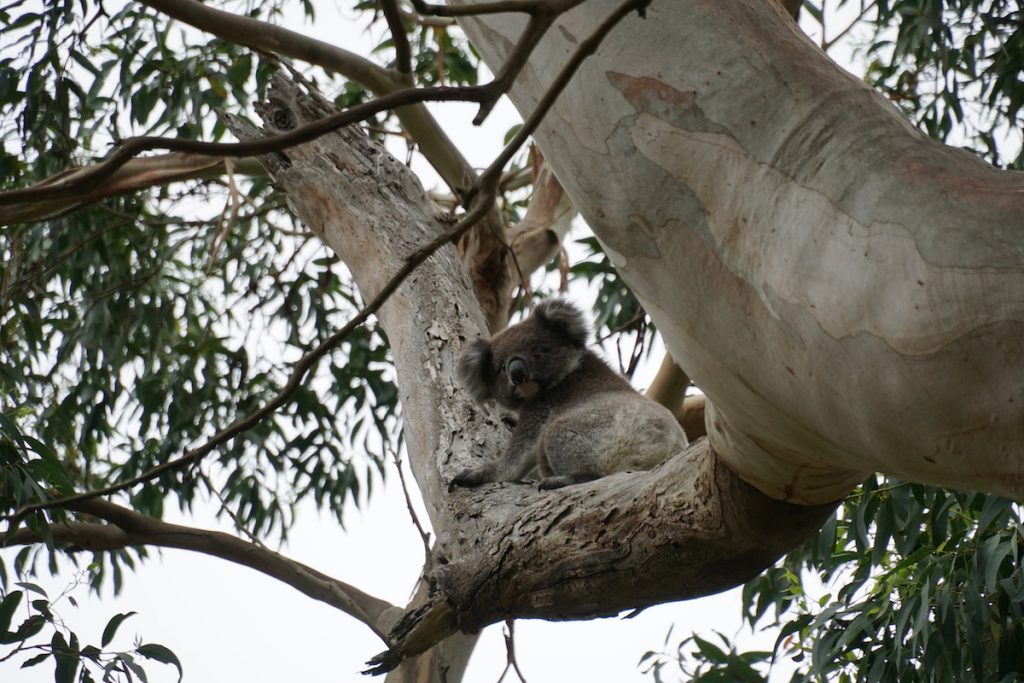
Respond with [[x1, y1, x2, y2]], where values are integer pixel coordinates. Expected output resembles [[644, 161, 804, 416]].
[[456, 0, 1024, 503], [366, 440, 838, 673], [644, 352, 690, 415], [3, 500, 398, 641]]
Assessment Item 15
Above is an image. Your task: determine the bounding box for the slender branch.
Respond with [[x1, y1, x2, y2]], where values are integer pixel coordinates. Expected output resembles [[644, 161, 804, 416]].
[[0, 154, 263, 226], [471, 0, 588, 124], [2, 499, 397, 642], [380, 0, 414, 76], [473, 0, 652, 199], [400, 7, 455, 28], [0, 85, 487, 208], [497, 620, 528, 683], [138, 0, 398, 95], [822, 0, 876, 52], [411, 0, 556, 17], [391, 450, 432, 570], [135, 0, 476, 195]]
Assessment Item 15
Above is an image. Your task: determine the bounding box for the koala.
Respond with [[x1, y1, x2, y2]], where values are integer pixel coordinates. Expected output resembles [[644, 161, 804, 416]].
[[452, 299, 688, 490]]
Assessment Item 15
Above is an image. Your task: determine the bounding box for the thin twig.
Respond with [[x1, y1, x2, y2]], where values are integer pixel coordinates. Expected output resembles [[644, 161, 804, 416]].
[[390, 450, 432, 569], [496, 619, 528, 683], [822, 0, 876, 52], [380, 0, 413, 76], [198, 470, 267, 548]]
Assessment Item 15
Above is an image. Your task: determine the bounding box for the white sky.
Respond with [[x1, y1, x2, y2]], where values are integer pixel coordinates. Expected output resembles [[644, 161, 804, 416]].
[[1, 3, 880, 682]]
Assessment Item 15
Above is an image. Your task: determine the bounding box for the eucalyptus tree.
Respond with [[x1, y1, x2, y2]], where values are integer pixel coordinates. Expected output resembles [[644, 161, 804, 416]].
[[1, 1, 1022, 682]]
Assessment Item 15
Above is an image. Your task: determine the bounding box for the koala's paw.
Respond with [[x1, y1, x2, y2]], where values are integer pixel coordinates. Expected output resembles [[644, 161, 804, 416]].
[[538, 475, 572, 490], [450, 467, 488, 490], [538, 472, 601, 490]]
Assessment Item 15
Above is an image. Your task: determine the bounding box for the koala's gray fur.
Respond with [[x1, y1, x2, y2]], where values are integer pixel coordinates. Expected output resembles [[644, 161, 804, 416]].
[[452, 299, 688, 490]]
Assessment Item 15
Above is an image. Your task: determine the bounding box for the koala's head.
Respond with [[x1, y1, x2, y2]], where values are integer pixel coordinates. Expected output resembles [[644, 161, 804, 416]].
[[458, 299, 589, 410]]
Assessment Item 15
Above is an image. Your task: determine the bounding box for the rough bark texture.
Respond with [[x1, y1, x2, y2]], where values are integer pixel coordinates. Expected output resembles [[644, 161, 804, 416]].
[[454, 0, 1024, 504], [234, 75, 839, 675], [439, 440, 833, 629], [369, 439, 835, 672]]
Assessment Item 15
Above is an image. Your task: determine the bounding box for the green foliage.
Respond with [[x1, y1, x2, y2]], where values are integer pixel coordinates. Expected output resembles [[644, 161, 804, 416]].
[[570, 237, 655, 377], [641, 631, 772, 682], [0, 0, 404, 553], [0, 573, 181, 682], [864, 0, 1022, 167], [652, 480, 1024, 682], [760, 483, 1024, 682]]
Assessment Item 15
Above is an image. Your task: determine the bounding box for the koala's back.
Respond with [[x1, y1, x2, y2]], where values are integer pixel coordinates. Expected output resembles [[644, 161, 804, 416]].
[[529, 352, 689, 485], [538, 393, 687, 477]]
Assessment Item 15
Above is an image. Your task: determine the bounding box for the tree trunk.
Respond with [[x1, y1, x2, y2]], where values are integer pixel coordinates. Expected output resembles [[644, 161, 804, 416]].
[[453, 0, 1024, 504]]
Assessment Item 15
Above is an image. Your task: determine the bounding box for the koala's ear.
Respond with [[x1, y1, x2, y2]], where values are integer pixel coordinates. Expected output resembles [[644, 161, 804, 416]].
[[458, 338, 494, 402], [534, 298, 589, 348]]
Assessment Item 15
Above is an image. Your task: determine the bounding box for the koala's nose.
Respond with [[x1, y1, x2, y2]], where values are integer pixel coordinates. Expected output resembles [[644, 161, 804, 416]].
[[506, 358, 528, 385]]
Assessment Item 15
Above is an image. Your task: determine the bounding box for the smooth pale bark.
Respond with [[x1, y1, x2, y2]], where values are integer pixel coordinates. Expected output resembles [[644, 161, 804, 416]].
[[453, 0, 1024, 504], [233, 75, 836, 676]]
